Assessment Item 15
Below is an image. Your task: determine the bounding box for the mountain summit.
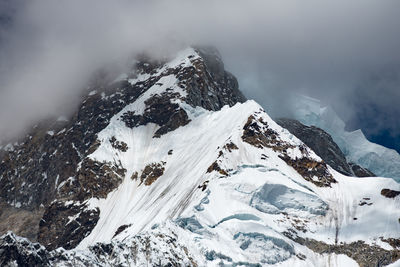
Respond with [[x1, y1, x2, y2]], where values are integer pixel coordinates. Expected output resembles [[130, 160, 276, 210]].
[[0, 47, 400, 267]]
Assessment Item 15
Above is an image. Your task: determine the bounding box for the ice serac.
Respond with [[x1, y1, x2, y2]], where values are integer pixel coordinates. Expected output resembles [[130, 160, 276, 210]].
[[1, 47, 400, 267], [290, 95, 400, 181]]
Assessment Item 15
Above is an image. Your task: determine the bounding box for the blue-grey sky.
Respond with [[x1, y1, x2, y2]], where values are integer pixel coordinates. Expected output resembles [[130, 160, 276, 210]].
[[0, 0, 399, 152]]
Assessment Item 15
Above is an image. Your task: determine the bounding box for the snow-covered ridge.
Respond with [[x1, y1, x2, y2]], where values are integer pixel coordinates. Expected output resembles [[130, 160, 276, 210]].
[[80, 93, 399, 265]]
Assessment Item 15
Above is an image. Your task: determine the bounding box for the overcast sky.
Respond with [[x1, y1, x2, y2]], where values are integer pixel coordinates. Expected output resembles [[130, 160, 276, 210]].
[[0, 0, 399, 152]]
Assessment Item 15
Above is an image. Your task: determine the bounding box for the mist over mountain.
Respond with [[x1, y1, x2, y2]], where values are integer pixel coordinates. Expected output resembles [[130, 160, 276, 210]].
[[1, 45, 400, 267], [0, 0, 399, 153], [1, 2, 400, 266], [344, 67, 400, 153]]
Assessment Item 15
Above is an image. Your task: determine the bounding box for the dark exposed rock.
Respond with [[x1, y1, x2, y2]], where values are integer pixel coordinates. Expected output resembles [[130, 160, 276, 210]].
[[0, 232, 52, 267], [130, 171, 139, 180], [0, 79, 146, 209], [242, 115, 336, 187], [109, 136, 128, 152], [284, 232, 400, 267], [154, 109, 190, 138], [185, 47, 246, 111], [0, 75, 146, 246], [37, 201, 100, 250], [276, 118, 376, 178], [0, 84, 130, 248], [206, 161, 228, 176], [349, 162, 376, 177], [207, 161, 221, 173], [120, 110, 141, 128], [279, 155, 336, 187], [121, 93, 191, 138], [198, 180, 209, 191], [113, 224, 132, 238], [140, 162, 166, 186], [381, 189, 400, 199], [242, 115, 293, 151], [276, 118, 351, 174], [57, 158, 126, 201], [382, 238, 400, 249], [0, 230, 197, 266], [76, 159, 125, 200], [0, 201, 44, 242], [223, 142, 239, 152], [120, 47, 246, 136], [358, 198, 373, 206], [143, 93, 184, 125], [0, 124, 79, 210]]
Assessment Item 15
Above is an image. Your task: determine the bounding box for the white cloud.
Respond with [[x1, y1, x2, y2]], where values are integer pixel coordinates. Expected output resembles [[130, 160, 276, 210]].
[[0, 0, 399, 141]]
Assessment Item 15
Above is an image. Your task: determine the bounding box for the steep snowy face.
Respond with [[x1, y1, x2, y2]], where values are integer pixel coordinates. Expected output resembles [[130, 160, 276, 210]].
[[1, 48, 400, 267], [290, 95, 400, 181], [76, 94, 400, 266], [78, 99, 333, 246]]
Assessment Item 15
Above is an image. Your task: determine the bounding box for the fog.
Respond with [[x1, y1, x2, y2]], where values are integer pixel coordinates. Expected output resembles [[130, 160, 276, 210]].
[[0, 0, 399, 150]]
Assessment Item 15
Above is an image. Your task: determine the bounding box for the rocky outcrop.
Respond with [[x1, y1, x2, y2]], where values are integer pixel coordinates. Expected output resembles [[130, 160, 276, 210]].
[[121, 93, 191, 138], [140, 162, 166, 186], [242, 115, 294, 151], [242, 115, 336, 187], [0, 232, 52, 267], [186, 46, 246, 110], [349, 163, 376, 177], [0, 78, 147, 249], [276, 118, 375, 177], [278, 155, 336, 187], [285, 232, 400, 267], [37, 201, 100, 250], [0, 201, 44, 242], [381, 188, 400, 199], [109, 136, 128, 152], [0, 79, 146, 211], [0, 230, 197, 267], [207, 161, 228, 176]]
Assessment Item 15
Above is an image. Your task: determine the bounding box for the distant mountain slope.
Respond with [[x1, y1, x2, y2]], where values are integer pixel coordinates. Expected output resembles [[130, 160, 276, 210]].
[[276, 118, 375, 177], [290, 95, 400, 181]]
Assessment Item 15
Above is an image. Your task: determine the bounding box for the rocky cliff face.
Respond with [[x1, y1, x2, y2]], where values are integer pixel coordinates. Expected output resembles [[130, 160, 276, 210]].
[[276, 118, 375, 177], [0, 47, 399, 267]]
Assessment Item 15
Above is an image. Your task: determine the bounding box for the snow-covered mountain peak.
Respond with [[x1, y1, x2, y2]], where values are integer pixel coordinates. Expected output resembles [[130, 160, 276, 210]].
[[1, 47, 400, 267]]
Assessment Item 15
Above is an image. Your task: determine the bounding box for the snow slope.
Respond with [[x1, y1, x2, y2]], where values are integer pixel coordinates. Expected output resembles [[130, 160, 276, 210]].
[[291, 95, 400, 181]]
